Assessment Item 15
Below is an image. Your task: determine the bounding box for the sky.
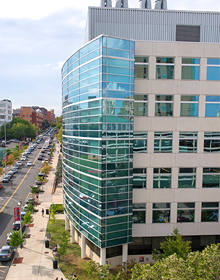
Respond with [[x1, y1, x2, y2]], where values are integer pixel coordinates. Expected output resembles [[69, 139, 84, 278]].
[[0, 0, 219, 116]]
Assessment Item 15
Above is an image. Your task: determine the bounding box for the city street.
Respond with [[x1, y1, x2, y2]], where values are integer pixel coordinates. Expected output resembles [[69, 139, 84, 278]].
[[0, 137, 48, 279]]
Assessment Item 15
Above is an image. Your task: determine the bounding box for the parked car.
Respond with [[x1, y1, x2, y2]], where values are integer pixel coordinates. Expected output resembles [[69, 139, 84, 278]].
[[14, 164, 20, 169], [0, 183, 2, 190], [27, 161, 32, 166], [12, 221, 25, 232], [26, 198, 35, 205], [6, 232, 13, 245], [2, 175, 11, 183], [0, 246, 15, 261], [21, 156, 26, 161], [36, 180, 43, 185], [38, 173, 45, 178], [7, 171, 14, 178], [10, 168, 18, 174], [38, 155, 43, 160], [37, 146, 41, 149], [17, 161, 23, 166], [26, 150, 31, 154]]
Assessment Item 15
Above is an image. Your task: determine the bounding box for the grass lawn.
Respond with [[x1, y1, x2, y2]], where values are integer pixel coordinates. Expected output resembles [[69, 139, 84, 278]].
[[46, 219, 100, 280]]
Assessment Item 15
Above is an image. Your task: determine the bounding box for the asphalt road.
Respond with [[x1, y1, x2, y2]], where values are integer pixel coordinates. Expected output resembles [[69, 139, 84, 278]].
[[0, 136, 49, 279]]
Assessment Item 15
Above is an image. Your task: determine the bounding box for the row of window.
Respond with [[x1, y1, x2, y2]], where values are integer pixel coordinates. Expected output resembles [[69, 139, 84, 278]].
[[134, 95, 220, 117], [132, 202, 219, 224], [135, 57, 220, 81], [133, 167, 220, 189], [134, 132, 220, 153]]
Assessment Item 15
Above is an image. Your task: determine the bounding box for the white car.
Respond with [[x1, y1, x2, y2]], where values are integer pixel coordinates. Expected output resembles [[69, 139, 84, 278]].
[[27, 161, 32, 166], [21, 156, 26, 161], [17, 161, 23, 166]]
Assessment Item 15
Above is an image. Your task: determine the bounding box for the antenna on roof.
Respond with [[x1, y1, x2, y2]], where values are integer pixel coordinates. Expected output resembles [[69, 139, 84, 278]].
[[154, 0, 167, 10], [115, 0, 128, 8], [139, 0, 152, 9], [100, 0, 112, 7]]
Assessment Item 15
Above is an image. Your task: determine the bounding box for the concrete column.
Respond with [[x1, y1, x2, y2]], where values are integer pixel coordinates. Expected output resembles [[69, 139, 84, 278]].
[[81, 234, 86, 259], [100, 248, 106, 266], [65, 214, 69, 231], [70, 223, 75, 244], [122, 244, 128, 264]]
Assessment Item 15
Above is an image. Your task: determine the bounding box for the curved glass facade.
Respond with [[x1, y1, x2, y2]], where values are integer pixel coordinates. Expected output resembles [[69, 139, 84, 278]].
[[62, 36, 134, 248]]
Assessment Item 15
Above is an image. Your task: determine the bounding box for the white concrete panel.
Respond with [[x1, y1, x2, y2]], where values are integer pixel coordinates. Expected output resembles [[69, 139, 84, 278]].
[[134, 79, 152, 93], [176, 118, 202, 131], [175, 189, 199, 202], [175, 154, 201, 167], [133, 154, 151, 167], [202, 118, 220, 131], [151, 117, 177, 131], [151, 80, 178, 94], [152, 42, 178, 57], [200, 154, 220, 167], [178, 43, 204, 57], [177, 81, 203, 95], [198, 189, 220, 202]]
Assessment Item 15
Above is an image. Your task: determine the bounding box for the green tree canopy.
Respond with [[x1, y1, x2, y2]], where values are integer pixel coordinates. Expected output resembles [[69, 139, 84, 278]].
[[56, 115, 62, 129], [152, 228, 191, 261]]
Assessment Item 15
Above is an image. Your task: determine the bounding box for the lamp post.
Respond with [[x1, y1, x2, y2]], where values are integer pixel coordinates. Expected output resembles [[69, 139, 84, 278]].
[[4, 111, 7, 173], [0, 196, 23, 240]]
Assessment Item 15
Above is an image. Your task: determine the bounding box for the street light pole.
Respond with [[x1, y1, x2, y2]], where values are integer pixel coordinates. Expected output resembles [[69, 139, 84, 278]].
[[4, 114, 7, 173]]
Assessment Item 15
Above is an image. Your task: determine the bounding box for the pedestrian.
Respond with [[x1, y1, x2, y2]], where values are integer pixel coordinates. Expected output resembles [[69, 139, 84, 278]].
[[36, 195, 38, 202], [11, 182, 13, 188], [42, 208, 44, 217], [55, 278, 58, 280]]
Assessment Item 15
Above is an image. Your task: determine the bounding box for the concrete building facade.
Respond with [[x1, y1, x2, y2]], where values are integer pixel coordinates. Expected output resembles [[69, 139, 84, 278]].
[[0, 99, 12, 127], [62, 1, 220, 267]]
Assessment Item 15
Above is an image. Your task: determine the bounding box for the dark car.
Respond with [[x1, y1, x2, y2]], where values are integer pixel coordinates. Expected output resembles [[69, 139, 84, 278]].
[[26, 198, 35, 205], [38, 173, 45, 178], [13, 221, 25, 232], [38, 155, 43, 160], [36, 180, 43, 185], [0, 246, 15, 262], [26, 150, 31, 154]]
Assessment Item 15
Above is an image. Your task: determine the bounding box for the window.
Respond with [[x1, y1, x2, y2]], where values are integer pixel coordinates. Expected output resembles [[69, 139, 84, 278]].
[[153, 168, 171, 189], [181, 58, 200, 80], [178, 168, 196, 188], [134, 57, 148, 79], [132, 204, 146, 223], [205, 96, 220, 117], [204, 132, 220, 153], [207, 59, 220, 81], [155, 95, 173, 116], [133, 168, 146, 189], [154, 132, 172, 153], [156, 57, 174, 79], [176, 25, 200, 42], [201, 202, 219, 222], [203, 168, 220, 188], [179, 132, 197, 153], [134, 95, 148, 116], [180, 95, 199, 117], [133, 132, 147, 153], [153, 203, 170, 223], [177, 203, 195, 223]]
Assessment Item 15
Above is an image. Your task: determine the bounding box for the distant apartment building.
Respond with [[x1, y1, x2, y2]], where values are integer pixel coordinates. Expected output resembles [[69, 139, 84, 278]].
[[20, 107, 43, 128], [0, 99, 12, 127], [47, 109, 56, 124], [13, 106, 56, 128]]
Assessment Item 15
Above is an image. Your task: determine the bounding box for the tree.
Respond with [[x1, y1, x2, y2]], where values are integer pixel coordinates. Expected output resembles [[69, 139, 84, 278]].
[[56, 115, 62, 129], [86, 260, 113, 280], [40, 163, 52, 175], [30, 185, 39, 194], [152, 228, 191, 261], [42, 120, 50, 130], [22, 211, 33, 226], [57, 231, 70, 263], [25, 201, 34, 214], [9, 230, 26, 261], [56, 126, 62, 144], [55, 160, 62, 178], [131, 244, 220, 280], [0, 167, 4, 176]]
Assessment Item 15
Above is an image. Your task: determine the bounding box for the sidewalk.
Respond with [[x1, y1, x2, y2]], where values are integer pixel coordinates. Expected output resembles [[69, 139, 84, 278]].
[[6, 143, 66, 280]]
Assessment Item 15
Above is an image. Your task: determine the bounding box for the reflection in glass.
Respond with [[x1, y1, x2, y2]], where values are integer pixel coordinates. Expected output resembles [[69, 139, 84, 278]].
[[153, 203, 170, 223]]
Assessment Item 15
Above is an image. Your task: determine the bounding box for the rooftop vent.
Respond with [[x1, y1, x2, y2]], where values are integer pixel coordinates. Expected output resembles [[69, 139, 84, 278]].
[[154, 0, 167, 10], [115, 0, 128, 8], [100, 0, 112, 7], [139, 0, 152, 9]]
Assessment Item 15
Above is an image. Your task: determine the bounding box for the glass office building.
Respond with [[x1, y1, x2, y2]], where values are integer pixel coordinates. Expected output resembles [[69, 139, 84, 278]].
[[62, 36, 134, 255], [62, 1, 220, 268]]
